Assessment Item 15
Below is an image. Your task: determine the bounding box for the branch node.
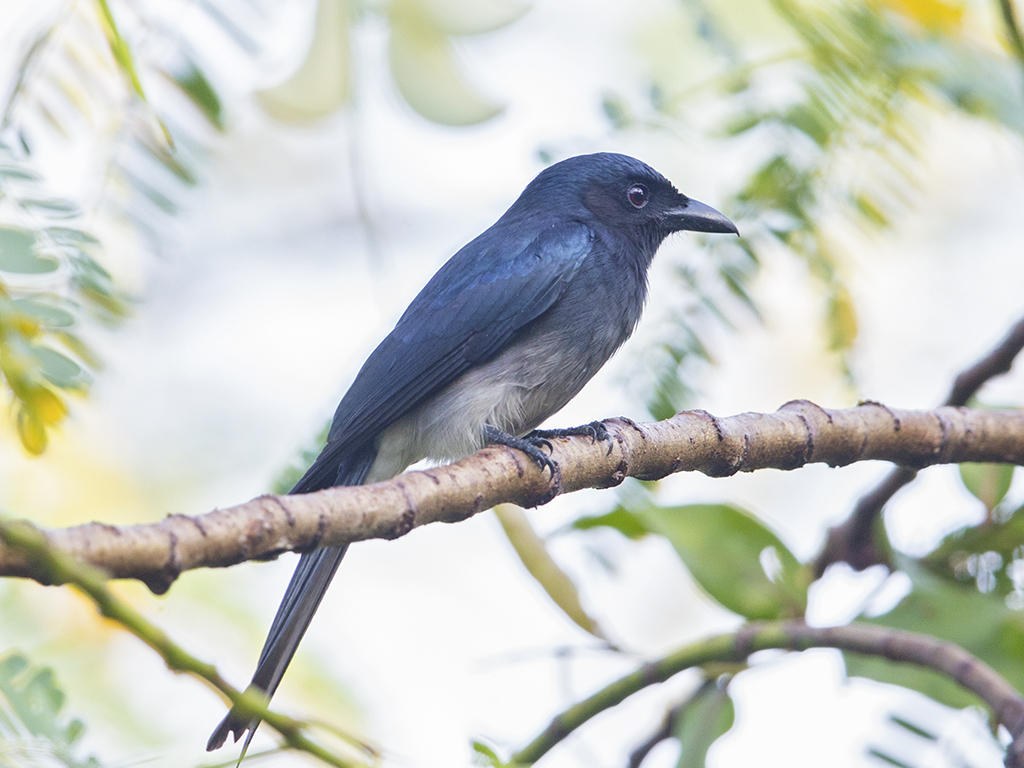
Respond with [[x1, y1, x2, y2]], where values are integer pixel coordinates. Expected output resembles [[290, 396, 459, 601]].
[[690, 409, 725, 441], [858, 399, 902, 432], [266, 496, 295, 528], [620, 417, 648, 439], [780, 398, 833, 424]]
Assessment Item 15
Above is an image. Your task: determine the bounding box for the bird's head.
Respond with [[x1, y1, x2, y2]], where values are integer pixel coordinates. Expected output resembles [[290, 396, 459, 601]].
[[520, 153, 737, 244]]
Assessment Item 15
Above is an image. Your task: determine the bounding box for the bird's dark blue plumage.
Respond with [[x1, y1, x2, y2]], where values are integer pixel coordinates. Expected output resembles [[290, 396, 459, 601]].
[[207, 152, 736, 753]]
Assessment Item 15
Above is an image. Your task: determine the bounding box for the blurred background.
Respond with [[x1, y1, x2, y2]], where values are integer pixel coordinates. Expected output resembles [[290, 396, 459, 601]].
[[1, 0, 1024, 766]]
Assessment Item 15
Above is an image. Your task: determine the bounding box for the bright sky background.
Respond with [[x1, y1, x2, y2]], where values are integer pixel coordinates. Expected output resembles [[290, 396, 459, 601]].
[[2, 1, 1024, 767]]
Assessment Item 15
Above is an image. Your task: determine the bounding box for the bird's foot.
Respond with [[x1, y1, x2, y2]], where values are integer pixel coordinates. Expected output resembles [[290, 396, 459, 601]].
[[483, 425, 559, 479], [527, 420, 613, 455]]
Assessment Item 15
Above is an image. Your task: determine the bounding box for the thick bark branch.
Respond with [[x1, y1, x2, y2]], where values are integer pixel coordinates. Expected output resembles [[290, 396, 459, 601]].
[[816, 314, 1024, 574], [2, 402, 1023, 592], [513, 621, 1024, 767]]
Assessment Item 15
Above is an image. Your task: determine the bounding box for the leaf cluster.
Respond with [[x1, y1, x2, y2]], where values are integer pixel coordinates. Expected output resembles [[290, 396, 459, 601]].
[[0, 652, 103, 768]]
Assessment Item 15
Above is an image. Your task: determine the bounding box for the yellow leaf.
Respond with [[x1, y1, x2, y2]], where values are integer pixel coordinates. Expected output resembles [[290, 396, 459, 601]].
[[29, 386, 68, 425], [494, 504, 608, 640], [875, 0, 965, 32], [16, 408, 47, 455], [827, 286, 858, 352], [12, 315, 40, 338]]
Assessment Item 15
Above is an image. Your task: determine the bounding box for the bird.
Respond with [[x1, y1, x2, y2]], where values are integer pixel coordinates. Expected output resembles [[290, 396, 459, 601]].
[[207, 152, 736, 753]]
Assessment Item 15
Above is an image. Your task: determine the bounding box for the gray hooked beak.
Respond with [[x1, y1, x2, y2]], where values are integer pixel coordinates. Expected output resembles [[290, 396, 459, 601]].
[[666, 198, 738, 235]]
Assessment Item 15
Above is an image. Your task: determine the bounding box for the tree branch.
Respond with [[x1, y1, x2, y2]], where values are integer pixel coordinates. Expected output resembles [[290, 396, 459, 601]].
[[815, 315, 1024, 575], [512, 621, 1024, 767], [2, 402, 1023, 592], [0, 519, 369, 768], [625, 690, 695, 768]]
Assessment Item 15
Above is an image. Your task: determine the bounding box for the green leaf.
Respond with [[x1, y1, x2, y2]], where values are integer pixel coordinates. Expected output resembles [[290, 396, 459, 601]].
[[42, 227, 99, 247], [272, 421, 331, 494], [170, 57, 224, 130], [853, 193, 889, 228], [845, 564, 1024, 709], [0, 228, 57, 273], [638, 504, 810, 619], [495, 505, 607, 641], [55, 331, 101, 370], [12, 299, 75, 328], [865, 748, 916, 768], [0, 652, 100, 767], [20, 197, 80, 218], [674, 682, 735, 768], [920, 502, 1024, 595], [471, 739, 514, 767], [888, 713, 937, 741], [826, 286, 858, 352], [31, 346, 86, 388], [94, 0, 148, 105], [136, 136, 196, 186], [601, 93, 631, 129], [959, 463, 1014, 511], [0, 165, 40, 180], [570, 507, 648, 539]]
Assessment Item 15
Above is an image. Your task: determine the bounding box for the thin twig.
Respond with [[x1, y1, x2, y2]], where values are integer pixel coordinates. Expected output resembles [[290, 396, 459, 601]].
[[512, 621, 1024, 766], [626, 688, 701, 768], [947, 315, 1024, 406], [815, 314, 1024, 575], [0, 519, 368, 768], [3, 402, 1024, 591]]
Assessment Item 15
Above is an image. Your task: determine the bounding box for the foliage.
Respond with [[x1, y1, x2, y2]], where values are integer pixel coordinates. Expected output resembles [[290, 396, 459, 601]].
[[673, 680, 735, 768], [4, 0, 1024, 765], [0, 0, 264, 452], [1, 0, 525, 453], [574, 501, 810, 619], [525, 2, 1024, 760], [599, 0, 1024, 414], [846, 562, 1024, 711], [0, 651, 102, 768], [0, 143, 125, 453], [253, 0, 525, 125]]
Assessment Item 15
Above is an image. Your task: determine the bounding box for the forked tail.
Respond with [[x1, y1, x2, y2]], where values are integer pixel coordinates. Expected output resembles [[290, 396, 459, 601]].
[[207, 442, 377, 753]]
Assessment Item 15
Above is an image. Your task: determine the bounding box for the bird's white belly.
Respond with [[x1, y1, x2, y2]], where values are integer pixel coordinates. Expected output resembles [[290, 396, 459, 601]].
[[366, 328, 600, 482]]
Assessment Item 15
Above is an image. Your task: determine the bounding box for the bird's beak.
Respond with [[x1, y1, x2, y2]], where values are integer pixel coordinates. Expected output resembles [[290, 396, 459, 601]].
[[665, 198, 738, 235]]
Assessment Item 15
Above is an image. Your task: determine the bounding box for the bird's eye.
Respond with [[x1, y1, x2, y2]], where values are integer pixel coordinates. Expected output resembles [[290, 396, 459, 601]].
[[627, 184, 648, 208]]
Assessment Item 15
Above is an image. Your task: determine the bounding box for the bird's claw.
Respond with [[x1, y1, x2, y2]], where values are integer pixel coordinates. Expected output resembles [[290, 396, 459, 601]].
[[528, 420, 614, 456], [530, 436, 554, 453], [522, 437, 558, 478], [484, 426, 559, 479]]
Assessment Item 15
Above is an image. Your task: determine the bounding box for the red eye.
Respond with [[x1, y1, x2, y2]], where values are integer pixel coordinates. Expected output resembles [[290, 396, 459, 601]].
[[627, 184, 648, 208]]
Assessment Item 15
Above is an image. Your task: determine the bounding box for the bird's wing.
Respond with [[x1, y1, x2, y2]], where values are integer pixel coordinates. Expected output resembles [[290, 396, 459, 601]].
[[332, 220, 595, 442], [209, 220, 596, 751], [292, 220, 595, 490]]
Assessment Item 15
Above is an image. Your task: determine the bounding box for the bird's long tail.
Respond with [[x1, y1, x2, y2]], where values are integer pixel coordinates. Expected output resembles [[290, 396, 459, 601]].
[[206, 443, 377, 753]]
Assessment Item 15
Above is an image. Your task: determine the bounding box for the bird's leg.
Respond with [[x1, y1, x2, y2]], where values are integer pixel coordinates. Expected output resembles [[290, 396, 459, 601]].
[[483, 425, 558, 479], [527, 420, 614, 455]]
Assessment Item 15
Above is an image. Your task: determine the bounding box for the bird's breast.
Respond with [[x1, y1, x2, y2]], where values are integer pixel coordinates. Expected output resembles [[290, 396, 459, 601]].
[[372, 241, 648, 473]]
